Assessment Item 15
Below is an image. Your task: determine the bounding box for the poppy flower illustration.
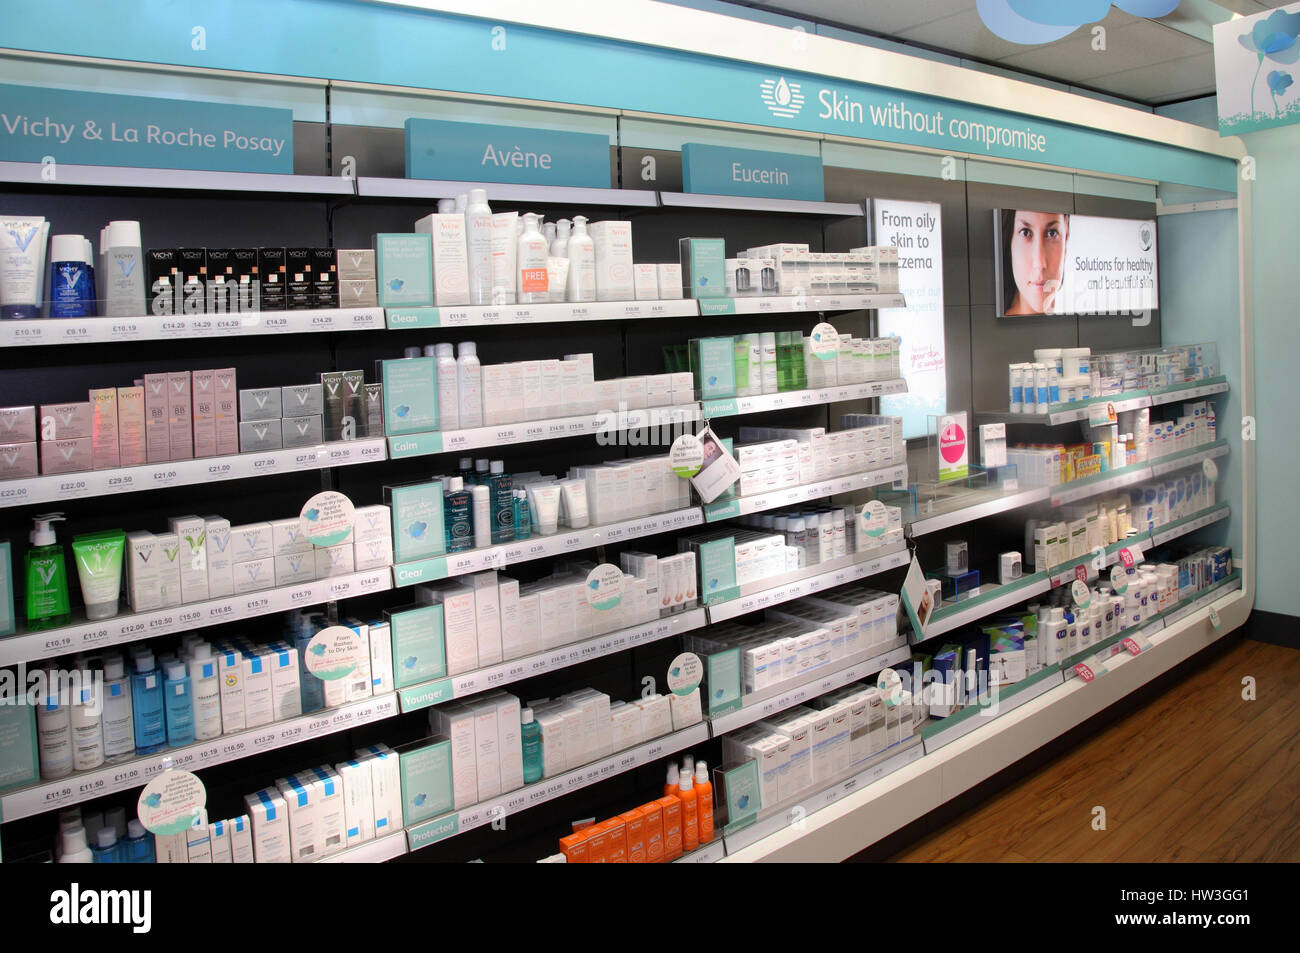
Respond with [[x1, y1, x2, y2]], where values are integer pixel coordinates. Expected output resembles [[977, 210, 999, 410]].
[[1268, 70, 1295, 117], [309, 643, 327, 656], [977, 0, 1179, 45], [145, 792, 163, 807], [304, 508, 320, 521], [1239, 9, 1300, 115], [403, 656, 418, 668]]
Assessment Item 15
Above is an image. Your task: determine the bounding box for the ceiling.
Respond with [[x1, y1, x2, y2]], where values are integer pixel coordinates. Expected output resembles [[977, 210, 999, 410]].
[[743, 0, 1294, 105]]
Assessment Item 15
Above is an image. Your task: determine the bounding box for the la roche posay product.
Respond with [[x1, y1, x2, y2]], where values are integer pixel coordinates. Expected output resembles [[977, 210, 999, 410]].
[[0, 216, 49, 318], [374, 233, 433, 308], [588, 220, 635, 301], [414, 212, 471, 306]]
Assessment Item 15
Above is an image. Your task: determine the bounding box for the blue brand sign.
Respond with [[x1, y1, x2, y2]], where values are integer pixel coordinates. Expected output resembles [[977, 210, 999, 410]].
[[682, 142, 824, 201], [405, 118, 610, 186], [0, 84, 292, 173]]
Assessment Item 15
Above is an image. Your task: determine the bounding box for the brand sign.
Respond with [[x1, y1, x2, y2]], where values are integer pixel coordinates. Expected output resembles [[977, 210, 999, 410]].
[[404, 118, 610, 186], [0, 84, 292, 173], [681, 142, 824, 201]]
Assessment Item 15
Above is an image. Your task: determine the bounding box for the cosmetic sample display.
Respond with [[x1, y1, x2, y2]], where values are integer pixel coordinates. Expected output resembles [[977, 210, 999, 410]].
[[1006, 343, 1219, 412], [678, 239, 900, 299]]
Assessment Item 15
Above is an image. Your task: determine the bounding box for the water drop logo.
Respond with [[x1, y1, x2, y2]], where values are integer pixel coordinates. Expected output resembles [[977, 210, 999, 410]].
[[309, 643, 327, 657], [737, 794, 750, 810], [396, 404, 411, 418], [388, 278, 404, 292], [144, 792, 163, 808], [413, 793, 427, 806], [670, 666, 681, 678], [403, 656, 418, 669], [408, 521, 428, 539], [304, 508, 320, 522], [760, 76, 805, 118]]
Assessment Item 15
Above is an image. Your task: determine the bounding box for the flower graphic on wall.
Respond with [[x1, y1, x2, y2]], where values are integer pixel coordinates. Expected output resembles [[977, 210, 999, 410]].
[[977, 0, 1180, 45], [1269, 70, 1296, 116], [1238, 9, 1300, 116]]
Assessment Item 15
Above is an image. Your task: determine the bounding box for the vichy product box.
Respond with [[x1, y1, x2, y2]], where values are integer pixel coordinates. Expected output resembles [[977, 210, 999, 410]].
[[312, 248, 338, 308], [204, 516, 233, 598], [282, 383, 324, 417], [213, 368, 238, 456], [270, 517, 312, 556], [166, 371, 193, 460], [230, 248, 259, 312], [147, 248, 179, 316], [339, 278, 378, 309], [176, 248, 207, 314], [336, 248, 375, 281], [154, 532, 183, 607], [341, 370, 365, 439], [0, 405, 35, 444], [239, 387, 281, 422], [285, 247, 314, 310], [40, 437, 92, 475], [204, 248, 235, 313], [168, 515, 210, 604], [233, 557, 275, 593], [314, 543, 354, 578], [374, 233, 433, 308], [230, 522, 273, 562], [258, 247, 287, 310], [190, 369, 216, 459], [239, 419, 283, 453], [320, 371, 345, 441], [282, 414, 323, 448], [89, 389, 120, 469], [273, 551, 316, 588], [39, 401, 92, 440], [125, 530, 162, 612], [0, 442, 37, 479]]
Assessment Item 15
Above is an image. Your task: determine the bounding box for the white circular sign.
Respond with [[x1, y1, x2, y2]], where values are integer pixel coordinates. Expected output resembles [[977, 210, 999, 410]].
[[857, 500, 888, 540], [1109, 565, 1129, 594], [305, 625, 367, 681], [670, 433, 704, 479], [137, 769, 206, 836], [666, 652, 704, 696], [300, 490, 356, 547], [808, 322, 839, 361], [1203, 458, 1219, 483], [878, 667, 903, 708], [1071, 579, 1092, 608], [586, 563, 624, 611]]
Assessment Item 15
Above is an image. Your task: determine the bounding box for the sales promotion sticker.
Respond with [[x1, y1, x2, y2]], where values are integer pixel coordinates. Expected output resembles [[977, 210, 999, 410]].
[[808, 322, 839, 361], [585, 563, 624, 611], [300, 490, 356, 547], [1110, 564, 1130, 594], [878, 667, 903, 708], [1088, 401, 1118, 427], [1071, 579, 1092, 609], [1203, 458, 1219, 484], [666, 652, 704, 696], [858, 500, 888, 540], [669, 433, 704, 478], [137, 769, 206, 836], [305, 625, 367, 681]]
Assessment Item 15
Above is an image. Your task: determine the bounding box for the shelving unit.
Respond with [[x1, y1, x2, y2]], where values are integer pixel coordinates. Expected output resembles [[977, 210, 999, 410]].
[[356, 176, 660, 207], [702, 463, 908, 522], [0, 160, 355, 196], [702, 379, 907, 419], [317, 831, 409, 864]]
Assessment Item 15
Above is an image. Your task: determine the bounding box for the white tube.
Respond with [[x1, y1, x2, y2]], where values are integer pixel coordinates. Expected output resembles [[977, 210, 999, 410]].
[[547, 258, 570, 304], [527, 484, 561, 536], [490, 212, 518, 306], [472, 485, 491, 548], [559, 479, 590, 529], [0, 216, 49, 318]]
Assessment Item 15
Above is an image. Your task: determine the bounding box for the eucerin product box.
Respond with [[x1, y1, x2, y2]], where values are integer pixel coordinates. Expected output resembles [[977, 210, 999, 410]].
[[166, 371, 193, 460], [588, 220, 635, 301], [89, 389, 120, 469]]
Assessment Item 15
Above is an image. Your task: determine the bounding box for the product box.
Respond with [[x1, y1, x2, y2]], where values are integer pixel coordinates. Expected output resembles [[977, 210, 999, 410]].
[[364, 383, 385, 437], [189, 370, 216, 459], [40, 437, 92, 475], [0, 406, 36, 446], [213, 368, 238, 456], [274, 551, 316, 587], [336, 248, 376, 281], [282, 414, 323, 449], [374, 233, 434, 307], [385, 604, 447, 688], [588, 220, 635, 302], [203, 516, 233, 598], [168, 514, 210, 604], [244, 789, 290, 863], [656, 263, 683, 300], [312, 248, 338, 308], [267, 644, 302, 720], [355, 745, 402, 840], [335, 757, 376, 847], [414, 213, 471, 307], [177, 248, 207, 313], [386, 482, 446, 563], [230, 522, 273, 562], [124, 531, 162, 612], [239, 387, 281, 422], [166, 371, 193, 460], [633, 263, 659, 300], [0, 442, 38, 480], [430, 703, 478, 809], [233, 556, 274, 594], [315, 543, 354, 578], [282, 383, 324, 418], [381, 357, 439, 436], [39, 401, 92, 440], [285, 247, 314, 310], [398, 738, 455, 826], [257, 247, 287, 311], [147, 248, 179, 316], [418, 583, 478, 676], [0, 703, 37, 792], [88, 389, 120, 469], [239, 648, 274, 728], [204, 248, 235, 314], [678, 238, 726, 298], [142, 374, 169, 463], [339, 278, 379, 309], [275, 774, 317, 861], [341, 370, 365, 440], [239, 419, 282, 453]]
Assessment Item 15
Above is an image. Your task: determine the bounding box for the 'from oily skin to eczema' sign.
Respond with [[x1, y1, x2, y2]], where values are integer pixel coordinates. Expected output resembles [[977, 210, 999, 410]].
[[0, 84, 293, 173]]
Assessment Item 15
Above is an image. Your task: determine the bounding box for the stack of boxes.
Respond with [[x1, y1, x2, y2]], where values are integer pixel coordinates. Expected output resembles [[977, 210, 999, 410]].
[[677, 240, 902, 300], [239, 370, 382, 453], [733, 414, 905, 494]]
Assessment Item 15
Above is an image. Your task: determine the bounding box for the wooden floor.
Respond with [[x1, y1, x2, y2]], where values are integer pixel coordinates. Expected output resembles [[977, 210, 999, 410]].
[[892, 638, 1300, 862]]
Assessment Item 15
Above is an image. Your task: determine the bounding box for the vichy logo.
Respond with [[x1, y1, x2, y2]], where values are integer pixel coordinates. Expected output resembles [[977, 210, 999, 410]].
[[760, 76, 805, 118], [148, 380, 164, 395], [35, 563, 57, 585], [296, 421, 310, 436], [255, 394, 269, 409], [117, 255, 137, 277], [349, 252, 365, 269], [325, 381, 341, 397], [2, 450, 17, 465], [58, 445, 76, 461], [59, 264, 82, 288], [5, 224, 39, 252], [50, 884, 152, 934], [172, 379, 185, 394]]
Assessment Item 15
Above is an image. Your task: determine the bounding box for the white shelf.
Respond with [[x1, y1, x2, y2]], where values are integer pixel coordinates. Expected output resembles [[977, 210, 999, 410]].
[[702, 379, 907, 419], [1148, 440, 1229, 478], [0, 306, 385, 348], [0, 569, 393, 667], [316, 831, 409, 864], [385, 298, 698, 329], [923, 575, 1054, 640], [977, 377, 1228, 428], [921, 669, 1065, 752], [0, 161, 355, 196], [703, 463, 908, 522], [0, 692, 399, 823], [908, 486, 1052, 537], [404, 723, 711, 851], [356, 176, 659, 207], [657, 191, 863, 217], [1148, 503, 1230, 547], [1147, 377, 1229, 406], [721, 737, 924, 854], [708, 641, 911, 735], [396, 609, 708, 711], [1048, 464, 1152, 507], [387, 405, 700, 459], [702, 293, 907, 315], [391, 506, 703, 587], [674, 838, 727, 863], [0, 438, 387, 509], [705, 545, 910, 623]]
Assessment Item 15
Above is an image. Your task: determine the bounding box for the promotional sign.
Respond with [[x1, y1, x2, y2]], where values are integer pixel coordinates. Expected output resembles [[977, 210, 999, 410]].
[[899, 555, 933, 641], [1214, 3, 1300, 136], [681, 142, 824, 201], [667, 652, 704, 696], [937, 412, 969, 482], [137, 769, 206, 836], [808, 322, 839, 360], [722, 760, 761, 830], [304, 625, 367, 681], [300, 491, 356, 547], [0, 84, 292, 173], [585, 563, 624, 611], [995, 210, 1158, 317], [873, 199, 946, 440], [404, 118, 610, 186]]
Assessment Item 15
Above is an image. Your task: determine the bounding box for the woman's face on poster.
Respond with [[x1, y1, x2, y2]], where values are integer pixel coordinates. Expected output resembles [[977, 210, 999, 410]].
[[1010, 211, 1068, 314]]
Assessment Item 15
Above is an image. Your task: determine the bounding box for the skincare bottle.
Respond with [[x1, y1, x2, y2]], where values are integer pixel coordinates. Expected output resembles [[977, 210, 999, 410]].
[[437, 199, 455, 214], [464, 188, 495, 306], [459, 457, 475, 482], [435, 342, 461, 431], [694, 761, 714, 844], [520, 708, 543, 784], [457, 341, 483, 428], [487, 460, 515, 544], [677, 765, 700, 852], [189, 645, 222, 741], [517, 213, 549, 304], [130, 651, 167, 756], [164, 662, 195, 748], [543, 221, 557, 249], [48, 234, 95, 318], [91, 827, 120, 863], [490, 212, 519, 305], [124, 820, 156, 863], [818, 513, 835, 564], [58, 827, 93, 864], [454, 193, 468, 213], [25, 513, 70, 629], [746, 333, 762, 395], [551, 220, 571, 258], [444, 476, 473, 552], [665, 762, 679, 797], [760, 332, 778, 394], [103, 221, 147, 317], [475, 458, 491, 483], [472, 484, 492, 548], [565, 216, 597, 303], [512, 489, 531, 541], [101, 656, 134, 764], [70, 667, 104, 771], [36, 674, 73, 780]]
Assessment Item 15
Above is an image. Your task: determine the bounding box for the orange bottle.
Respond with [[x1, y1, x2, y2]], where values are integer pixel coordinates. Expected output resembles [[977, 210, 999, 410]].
[[677, 765, 699, 853], [694, 761, 714, 844], [664, 762, 679, 798]]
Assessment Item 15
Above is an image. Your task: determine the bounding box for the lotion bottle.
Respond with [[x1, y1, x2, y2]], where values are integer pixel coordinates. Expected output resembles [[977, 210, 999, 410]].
[[471, 485, 491, 548], [163, 662, 194, 748], [434, 342, 461, 431], [517, 213, 549, 304], [694, 761, 714, 844], [25, 513, 70, 630], [565, 216, 596, 302], [69, 666, 104, 772], [101, 655, 135, 764], [131, 651, 166, 756], [103, 220, 147, 317], [486, 460, 515, 544], [457, 341, 483, 428], [464, 188, 494, 306], [189, 645, 222, 741], [520, 708, 543, 784], [677, 765, 699, 853], [36, 673, 73, 780], [551, 219, 571, 257], [444, 477, 473, 552]]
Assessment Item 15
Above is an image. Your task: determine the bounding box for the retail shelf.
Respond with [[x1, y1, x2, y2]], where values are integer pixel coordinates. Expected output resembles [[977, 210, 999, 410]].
[[0, 438, 387, 510], [384, 298, 698, 330], [387, 404, 699, 459], [0, 569, 392, 667], [1045, 536, 1139, 590], [701, 379, 907, 419], [702, 463, 908, 522], [1148, 503, 1230, 548], [356, 176, 659, 207], [1146, 375, 1229, 406], [922, 572, 1052, 640], [396, 609, 708, 712], [1154, 570, 1242, 630], [390, 506, 703, 587], [1048, 462, 1152, 507], [404, 723, 711, 851], [705, 544, 910, 623], [0, 692, 399, 823], [920, 665, 1065, 752], [698, 293, 906, 316], [1148, 439, 1229, 479], [721, 736, 924, 854], [674, 839, 727, 863], [908, 485, 1052, 537], [0, 306, 385, 348], [316, 831, 409, 864], [707, 641, 911, 736], [977, 387, 1152, 426], [657, 191, 863, 217], [0, 160, 355, 196]]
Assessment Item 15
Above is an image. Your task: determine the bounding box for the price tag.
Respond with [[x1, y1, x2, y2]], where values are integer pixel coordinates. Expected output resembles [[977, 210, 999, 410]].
[[1073, 663, 1096, 682], [1118, 540, 1145, 568], [1209, 605, 1222, 628], [1121, 637, 1143, 656], [1203, 458, 1219, 483]]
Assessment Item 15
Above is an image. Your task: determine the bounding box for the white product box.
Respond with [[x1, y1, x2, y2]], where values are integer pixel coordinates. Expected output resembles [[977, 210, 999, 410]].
[[609, 702, 642, 751], [669, 372, 695, 404], [414, 212, 471, 306], [468, 698, 502, 800], [209, 820, 233, 863], [656, 263, 683, 300], [353, 505, 391, 544], [636, 693, 673, 739], [240, 648, 275, 728], [276, 775, 317, 863], [365, 619, 394, 695], [354, 745, 402, 840], [534, 708, 568, 777], [430, 703, 479, 810], [215, 646, 244, 734], [203, 516, 233, 598], [588, 220, 635, 301], [520, 361, 544, 421], [267, 644, 302, 720], [539, 359, 563, 419], [233, 557, 275, 594], [227, 815, 253, 863], [497, 576, 522, 661], [353, 535, 393, 571], [153, 532, 182, 608], [335, 758, 375, 847], [515, 590, 541, 657], [230, 522, 273, 562], [125, 530, 162, 612], [669, 688, 702, 730], [619, 376, 648, 411], [300, 766, 346, 859], [633, 263, 659, 300], [486, 690, 524, 793], [418, 582, 479, 676], [270, 517, 313, 556], [315, 543, 354, 578], [467, 571, 503, 667], [244, 789, 290, 864], [273, 551, 317, 587]]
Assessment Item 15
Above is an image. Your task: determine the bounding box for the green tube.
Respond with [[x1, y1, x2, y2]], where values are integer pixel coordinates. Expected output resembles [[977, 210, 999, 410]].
[[71, 530, 126, 621]]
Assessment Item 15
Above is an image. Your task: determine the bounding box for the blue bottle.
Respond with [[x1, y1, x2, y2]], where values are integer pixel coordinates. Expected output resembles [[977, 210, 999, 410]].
[[444, 476, 473, 552], [124, 820, 155, 863], [486, 460, 515, 544], [91, 827, 119, 862], [48, 234, 95, 318], [163, 662, 194, 748], [130, 651, 166, 755], [512, 490, 531, 543], [520, 707, 543, 784]]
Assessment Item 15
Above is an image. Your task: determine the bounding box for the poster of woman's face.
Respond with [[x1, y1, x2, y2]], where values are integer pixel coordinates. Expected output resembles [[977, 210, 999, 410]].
[[999, 209, 1070, 316]]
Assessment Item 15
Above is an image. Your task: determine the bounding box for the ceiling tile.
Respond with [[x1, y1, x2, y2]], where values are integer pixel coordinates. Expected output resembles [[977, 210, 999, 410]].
[[756, 0, 970, 36], [996, 20, 1209, 82], [895, 9, 1029, 61], [1087, 51, 1216, 102]]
